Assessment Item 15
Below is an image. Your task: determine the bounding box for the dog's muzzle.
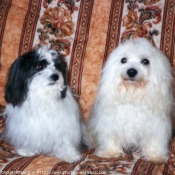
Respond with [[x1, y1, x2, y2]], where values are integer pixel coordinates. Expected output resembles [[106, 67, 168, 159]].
[[49, 74, 67, 98], [49, 74, 59, 85]]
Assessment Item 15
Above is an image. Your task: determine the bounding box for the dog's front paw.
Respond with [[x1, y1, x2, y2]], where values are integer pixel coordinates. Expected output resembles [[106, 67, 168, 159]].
[[16, 149, 36, 157], [144, 154, 168, 163], [55, 151, 82, 163], [64, 153, 82, 163], [144, 143, 169, 163]]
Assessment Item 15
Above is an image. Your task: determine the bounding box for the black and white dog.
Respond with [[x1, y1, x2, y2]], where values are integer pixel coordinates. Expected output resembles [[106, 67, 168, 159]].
[[2, 46, 82, 163]]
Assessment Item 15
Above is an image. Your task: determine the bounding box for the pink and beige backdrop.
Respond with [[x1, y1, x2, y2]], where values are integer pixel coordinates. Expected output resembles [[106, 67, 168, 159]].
[[0, 0, 174, 119], [0, 0, 175, 174]]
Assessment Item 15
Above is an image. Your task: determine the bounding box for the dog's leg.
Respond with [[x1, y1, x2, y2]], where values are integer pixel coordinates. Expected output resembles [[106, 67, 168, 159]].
[[94, 137, 124, 158], [142, 139, 169, 163], [16, 149, 36, 157], [56, 150, 81, 163], [53, 142, 82, 163]]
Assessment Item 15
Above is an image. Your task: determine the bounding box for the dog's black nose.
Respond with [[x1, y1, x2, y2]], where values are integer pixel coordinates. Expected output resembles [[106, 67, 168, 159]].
[[50, 74, 59, 81], [127, 68, 137, 78]]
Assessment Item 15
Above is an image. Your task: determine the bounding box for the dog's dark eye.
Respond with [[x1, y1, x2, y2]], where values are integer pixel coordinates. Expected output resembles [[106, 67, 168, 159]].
[[141, 58, 150, 65], [121, 57, 127, 64], [36, 60, 48, 71], [36, 64, 44, 71]]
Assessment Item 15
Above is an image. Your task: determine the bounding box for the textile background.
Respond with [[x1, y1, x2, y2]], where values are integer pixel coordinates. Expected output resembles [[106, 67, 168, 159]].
[[0, 0, 174, 119], [0, 0, 175, 174]]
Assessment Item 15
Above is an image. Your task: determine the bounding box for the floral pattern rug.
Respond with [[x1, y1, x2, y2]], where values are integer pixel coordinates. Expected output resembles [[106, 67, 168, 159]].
[[0, 141, 172, 175]]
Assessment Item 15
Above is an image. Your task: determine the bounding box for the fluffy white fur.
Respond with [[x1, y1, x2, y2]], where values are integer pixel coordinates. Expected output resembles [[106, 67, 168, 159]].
[[2, 46, 82, 163], [87, 38, 174, 163]]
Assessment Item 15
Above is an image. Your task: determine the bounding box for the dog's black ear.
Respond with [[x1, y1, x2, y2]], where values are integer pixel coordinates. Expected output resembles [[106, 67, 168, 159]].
[[54, 53, 67, 86], [5, 55, 30, 106]]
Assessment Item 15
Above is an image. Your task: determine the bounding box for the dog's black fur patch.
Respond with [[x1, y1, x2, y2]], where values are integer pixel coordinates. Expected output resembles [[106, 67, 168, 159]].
[[5, 48, 67, 106]]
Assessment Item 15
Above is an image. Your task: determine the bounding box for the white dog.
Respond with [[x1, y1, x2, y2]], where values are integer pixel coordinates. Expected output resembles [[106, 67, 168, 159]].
[[87, 38, 174, 163], [2, 46, 82, 163]]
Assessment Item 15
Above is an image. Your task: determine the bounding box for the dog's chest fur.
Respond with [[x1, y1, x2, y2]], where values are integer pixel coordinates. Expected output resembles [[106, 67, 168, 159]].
[[107, 103, 167, 150]]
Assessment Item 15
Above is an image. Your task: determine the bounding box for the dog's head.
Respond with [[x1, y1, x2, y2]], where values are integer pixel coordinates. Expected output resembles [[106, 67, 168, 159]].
[[96, 38, 175, 109], [102, 38, 173, 90], [5, 46, 67, 106]]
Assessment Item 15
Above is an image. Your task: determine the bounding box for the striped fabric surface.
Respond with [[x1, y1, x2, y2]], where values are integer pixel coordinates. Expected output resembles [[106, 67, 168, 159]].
[[0, 0, 175, 174]]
